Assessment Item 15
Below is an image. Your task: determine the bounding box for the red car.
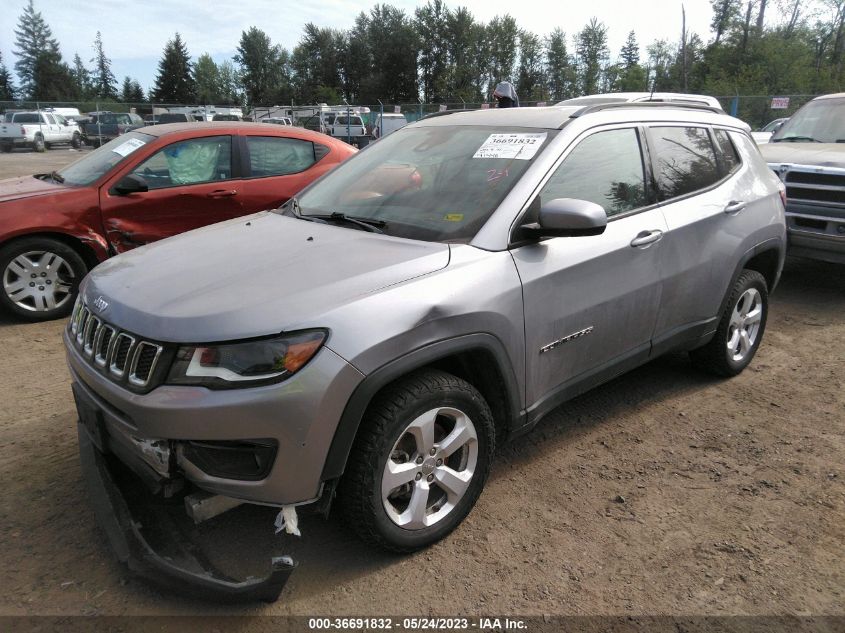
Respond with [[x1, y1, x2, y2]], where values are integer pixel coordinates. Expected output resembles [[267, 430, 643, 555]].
[[0, 122, 356, 321]]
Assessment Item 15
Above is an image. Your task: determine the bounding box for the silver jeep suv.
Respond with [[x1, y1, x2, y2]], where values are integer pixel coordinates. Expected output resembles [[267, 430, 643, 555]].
[[64, 103, 786, 601]]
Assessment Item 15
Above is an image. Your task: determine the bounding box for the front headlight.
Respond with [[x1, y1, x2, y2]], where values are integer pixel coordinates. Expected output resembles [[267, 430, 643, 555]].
[[166, 330, 327, 389]]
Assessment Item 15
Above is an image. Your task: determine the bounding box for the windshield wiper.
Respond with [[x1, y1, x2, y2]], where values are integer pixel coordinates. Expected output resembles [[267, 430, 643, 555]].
[[773, 135, 821, 143], [49, 170, 65, 183], [308, 212, 386, 234]]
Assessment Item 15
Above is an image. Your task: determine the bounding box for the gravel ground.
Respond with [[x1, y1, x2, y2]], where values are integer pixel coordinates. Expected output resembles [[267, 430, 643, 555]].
[[0, 149, 842, 620]]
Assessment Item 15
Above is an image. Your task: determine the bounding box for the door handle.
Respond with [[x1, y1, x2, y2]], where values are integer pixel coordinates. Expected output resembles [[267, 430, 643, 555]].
[[724, 200, 746, 214], [630, 229, 664, 248], [206, 189, 238, 198]]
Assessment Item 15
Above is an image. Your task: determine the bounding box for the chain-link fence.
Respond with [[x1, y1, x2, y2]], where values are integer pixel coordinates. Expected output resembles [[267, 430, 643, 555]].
[[0, 94, 824, 143]]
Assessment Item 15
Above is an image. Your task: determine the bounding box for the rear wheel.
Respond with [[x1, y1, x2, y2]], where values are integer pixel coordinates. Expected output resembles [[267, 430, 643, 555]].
[[690, 269, 768, 376], [339, 369, 495, 552], [0, 237, 88, 321], [33, 134, 45, 152], [1, 144, 11, 153], [71, 132, 82, 149]]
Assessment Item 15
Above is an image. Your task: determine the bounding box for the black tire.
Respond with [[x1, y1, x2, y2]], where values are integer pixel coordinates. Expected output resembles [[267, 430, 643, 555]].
[[71, 132, 81, 149], [33, 134, 46, 153], [1, 144, 12, 153], [0, 237, 88, 322], [338, 369, 495, 553], [690, 269, 768, 377]]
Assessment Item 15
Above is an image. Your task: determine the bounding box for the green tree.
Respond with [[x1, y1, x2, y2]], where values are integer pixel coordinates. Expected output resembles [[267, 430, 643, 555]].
[[13, 0, 63, 98], [516, 31, 546, 101], [31, 51, 75, 101], [193, 53, 221, 103], [415, 0, 450, 101], [217, 60, 242, 104], [711, 0, 742, 44], [545, 28, 574, 101], [0, 52, 16, 101], [234, 27, 288, 105], [292, 23, 345, 103], [120, 76, 144, 103], [91, 31, 117, 100], [444, 7, 486, 101], [342, 12, 372, 102], [486, 15, 519, 90], [152, 33, 194, 103], [70, 53, 93, 100], [358, 4, 419, 103], [617, 30, 647, 91], [575, 17, 610, 95]]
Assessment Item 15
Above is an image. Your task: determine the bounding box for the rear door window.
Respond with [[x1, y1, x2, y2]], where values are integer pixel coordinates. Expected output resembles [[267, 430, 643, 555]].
[[246, 136, 317, 177], [649, 126, 720, 200]]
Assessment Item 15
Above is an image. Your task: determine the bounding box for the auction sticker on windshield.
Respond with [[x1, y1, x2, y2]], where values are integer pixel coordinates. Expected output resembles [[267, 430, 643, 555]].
[[473, 133, 547, 160], [112, 138, 146, 157]]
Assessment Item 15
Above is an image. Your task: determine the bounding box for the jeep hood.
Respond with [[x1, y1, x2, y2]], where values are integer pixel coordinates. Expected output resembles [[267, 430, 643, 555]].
[[0, 175, 69, 203], [82, 212, 450, 342], [759, 143, 845, 170]]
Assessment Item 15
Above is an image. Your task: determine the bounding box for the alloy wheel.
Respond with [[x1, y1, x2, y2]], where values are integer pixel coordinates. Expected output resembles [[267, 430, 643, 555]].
[[3, 250, 76, 312]]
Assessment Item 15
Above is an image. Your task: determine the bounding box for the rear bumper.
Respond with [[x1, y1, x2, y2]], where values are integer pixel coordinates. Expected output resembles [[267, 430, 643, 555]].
[[77, 422, 296, 602]]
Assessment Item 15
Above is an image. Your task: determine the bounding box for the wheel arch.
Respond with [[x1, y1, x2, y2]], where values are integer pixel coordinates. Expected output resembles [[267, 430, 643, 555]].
[[0, 231, 103, 270], [320, 333, 523, 483], [717, 238, 784, 318]]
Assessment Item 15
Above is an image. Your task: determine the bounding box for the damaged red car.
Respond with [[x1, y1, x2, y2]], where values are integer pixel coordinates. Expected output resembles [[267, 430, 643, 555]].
[[0, 122, 356, 321]]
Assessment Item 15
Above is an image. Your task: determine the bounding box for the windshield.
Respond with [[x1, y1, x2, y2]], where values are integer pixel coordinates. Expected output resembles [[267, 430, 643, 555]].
[[57, 132, 154, 186], [771, 97, 845, 143], [291, 125, 554, 243]]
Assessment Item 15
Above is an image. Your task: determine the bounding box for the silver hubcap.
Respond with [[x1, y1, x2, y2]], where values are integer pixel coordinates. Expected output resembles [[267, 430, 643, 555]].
[[3, 250, 75, 312], [381, 407, 478, 530], [727, 288, 763, 362]]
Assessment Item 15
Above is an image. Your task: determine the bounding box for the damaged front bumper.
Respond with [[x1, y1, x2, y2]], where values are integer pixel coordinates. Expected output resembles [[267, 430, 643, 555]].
[[77, 422, 297, 603]]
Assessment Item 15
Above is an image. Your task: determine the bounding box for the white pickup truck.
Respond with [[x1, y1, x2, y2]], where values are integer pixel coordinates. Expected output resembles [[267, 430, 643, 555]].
[[0, 111, 82, 152]]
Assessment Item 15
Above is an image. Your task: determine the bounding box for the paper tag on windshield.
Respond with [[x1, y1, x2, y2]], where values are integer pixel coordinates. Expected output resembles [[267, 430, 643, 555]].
[[111, 137, 146, 157], [473, 133, 546, 160]]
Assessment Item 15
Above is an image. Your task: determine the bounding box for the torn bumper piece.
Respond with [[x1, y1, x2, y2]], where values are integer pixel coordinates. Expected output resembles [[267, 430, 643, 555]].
[[77, 424, 296, 603]]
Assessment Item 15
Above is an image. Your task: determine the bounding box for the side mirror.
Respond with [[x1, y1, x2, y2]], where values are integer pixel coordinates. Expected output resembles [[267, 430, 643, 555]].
[[520, 198, 607, 239], [111, 174, 148, 196]]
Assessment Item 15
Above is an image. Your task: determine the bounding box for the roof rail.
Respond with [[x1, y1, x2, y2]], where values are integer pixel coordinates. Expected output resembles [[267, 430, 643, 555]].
[[569, 101, 724, 119], [420, 109, 477, 121]]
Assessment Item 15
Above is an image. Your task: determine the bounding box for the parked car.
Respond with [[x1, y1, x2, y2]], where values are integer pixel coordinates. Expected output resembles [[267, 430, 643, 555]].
[[211, 113, 242, 121], [65, 102, 785, 601], [330, 114, 367, 138], [759, 93, 845, 263], [0, 111, 83, 152], [156, 112, 196, 124], [372, 112, 408, 138], [751, 117, 789, 144], [0, 122, 356, 321], [261, 117, 293, 126], [80, 112, 145, 146], [556, 92, 724, 110], [142, 115, 160, 126]]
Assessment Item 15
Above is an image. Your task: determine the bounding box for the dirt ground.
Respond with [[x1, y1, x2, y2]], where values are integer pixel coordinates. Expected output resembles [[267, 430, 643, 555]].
[[0, 149, 842, 620]]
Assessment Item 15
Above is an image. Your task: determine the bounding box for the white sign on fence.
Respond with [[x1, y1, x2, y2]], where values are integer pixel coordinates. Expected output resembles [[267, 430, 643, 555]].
[[771, 97, 790, 110], [439, 104, 447, 112], [393, 105, 401, 113], [536, 101, 547, 107], [481, 103, 490, 110]]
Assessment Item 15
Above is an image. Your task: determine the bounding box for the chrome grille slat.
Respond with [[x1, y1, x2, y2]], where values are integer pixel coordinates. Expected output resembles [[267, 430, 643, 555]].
[[69, 299, 165, 390], [110, 333, 136, 378], [128, 342, 164, 387], [94, 325, 116, 367], [83, 316, 101, 356]]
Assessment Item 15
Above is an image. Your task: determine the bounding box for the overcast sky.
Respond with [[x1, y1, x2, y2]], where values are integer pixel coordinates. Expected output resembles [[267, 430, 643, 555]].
[[0, 0, 717, 95]]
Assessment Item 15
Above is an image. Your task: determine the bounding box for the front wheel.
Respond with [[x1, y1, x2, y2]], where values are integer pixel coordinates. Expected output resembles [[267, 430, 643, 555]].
[[339, 369, 495, 552], [0, 237, 88, 321], [690, 269, 768, 376], [71, 132, 82, 149]]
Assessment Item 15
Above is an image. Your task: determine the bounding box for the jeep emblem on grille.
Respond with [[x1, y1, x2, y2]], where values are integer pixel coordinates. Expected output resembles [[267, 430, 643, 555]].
[[93, 296, 109, 312]]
